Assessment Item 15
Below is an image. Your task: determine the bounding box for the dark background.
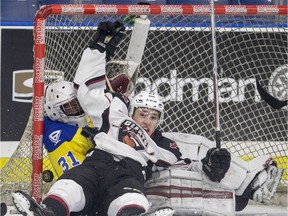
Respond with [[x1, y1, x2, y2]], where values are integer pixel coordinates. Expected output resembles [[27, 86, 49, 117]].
[[1, 0, 287, 142], [1, 28, 287, 142], [1, 29, 33, 141]]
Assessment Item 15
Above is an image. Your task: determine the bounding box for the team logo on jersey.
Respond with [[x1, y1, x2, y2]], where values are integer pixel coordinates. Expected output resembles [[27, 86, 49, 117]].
[[118, 120, 148, 151], [49, 130, 62, 145], [169, 142, 178, 149]]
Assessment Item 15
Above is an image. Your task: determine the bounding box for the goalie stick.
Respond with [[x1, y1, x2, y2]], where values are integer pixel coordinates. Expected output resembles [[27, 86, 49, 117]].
[[126, 14, 150, 65], [124, 3, 150, 97], [256, 79, 287, 109], [125, 2, 150, 65], [126, 14, 150, 94]]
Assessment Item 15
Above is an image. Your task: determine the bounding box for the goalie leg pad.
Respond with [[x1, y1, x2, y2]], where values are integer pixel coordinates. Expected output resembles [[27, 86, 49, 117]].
[[145, 169, 234, 215]]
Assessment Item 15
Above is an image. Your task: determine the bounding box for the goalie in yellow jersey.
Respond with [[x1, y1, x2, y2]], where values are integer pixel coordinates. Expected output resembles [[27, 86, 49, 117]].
[[43, 80, 94, 177]]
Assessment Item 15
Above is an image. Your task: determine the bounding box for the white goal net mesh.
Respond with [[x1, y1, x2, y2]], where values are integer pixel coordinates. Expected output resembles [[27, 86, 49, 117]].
[[1, 4, 287, 207]]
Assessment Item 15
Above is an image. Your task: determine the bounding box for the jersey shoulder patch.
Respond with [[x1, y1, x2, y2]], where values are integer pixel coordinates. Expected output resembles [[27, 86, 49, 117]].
[[43, 118, 78, 152], [48, 129, 62, 145]]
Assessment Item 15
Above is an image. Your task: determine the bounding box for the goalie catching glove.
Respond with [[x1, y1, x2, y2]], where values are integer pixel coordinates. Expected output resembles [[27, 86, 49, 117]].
[[201, 147, 231, 182], [89, 20, 125, 60]]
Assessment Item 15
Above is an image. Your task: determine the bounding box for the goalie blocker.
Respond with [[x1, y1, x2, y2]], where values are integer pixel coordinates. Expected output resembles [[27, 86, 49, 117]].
[[144, 132, 284, 214]]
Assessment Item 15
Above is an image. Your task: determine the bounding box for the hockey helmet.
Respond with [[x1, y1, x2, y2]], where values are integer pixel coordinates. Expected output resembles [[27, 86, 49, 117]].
[[44, 81, 87, 127], [129, 91, 164, 123]]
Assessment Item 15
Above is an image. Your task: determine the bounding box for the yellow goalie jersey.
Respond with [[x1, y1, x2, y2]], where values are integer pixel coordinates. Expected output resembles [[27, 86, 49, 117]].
[[43, 117, 94, 177]]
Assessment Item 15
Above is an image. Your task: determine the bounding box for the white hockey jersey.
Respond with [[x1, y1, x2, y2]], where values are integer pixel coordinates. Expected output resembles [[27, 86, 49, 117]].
[[74, 48, 178, 168]]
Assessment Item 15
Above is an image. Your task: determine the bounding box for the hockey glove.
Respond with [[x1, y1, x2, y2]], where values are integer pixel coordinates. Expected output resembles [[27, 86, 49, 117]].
[[201, 147, 231, 182], [81, 126, 101, 146], [89, 20, 125, 60]]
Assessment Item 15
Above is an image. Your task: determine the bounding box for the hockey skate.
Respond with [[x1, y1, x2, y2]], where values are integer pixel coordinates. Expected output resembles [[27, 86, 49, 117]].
[[140, 206, 175, 216], [251, 165, 284, 204], [12, 191, 55, 216]]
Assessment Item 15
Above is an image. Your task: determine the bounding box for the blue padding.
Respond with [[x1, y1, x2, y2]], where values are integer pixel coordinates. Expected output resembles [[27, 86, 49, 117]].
[[167, 0, 231, 5], [231, 0, 275, 5], [103, 0, 167, 4], [1, 0, 38, 22], [1, 21, 34, 26]]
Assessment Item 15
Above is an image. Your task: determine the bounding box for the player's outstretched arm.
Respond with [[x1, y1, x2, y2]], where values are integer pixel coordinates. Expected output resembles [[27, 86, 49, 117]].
[[74, 20, 125, 89]]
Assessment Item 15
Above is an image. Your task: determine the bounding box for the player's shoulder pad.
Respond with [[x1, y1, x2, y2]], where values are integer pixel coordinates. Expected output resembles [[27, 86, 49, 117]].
[[43, 117, 79, 152]]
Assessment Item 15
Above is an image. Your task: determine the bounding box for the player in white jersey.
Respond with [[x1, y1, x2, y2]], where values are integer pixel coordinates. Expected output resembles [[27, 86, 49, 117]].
[[75, 30, 283, 213], [129, 91, 284, 214], [12, 20, 175, 216], [12, 18, 283, 216]]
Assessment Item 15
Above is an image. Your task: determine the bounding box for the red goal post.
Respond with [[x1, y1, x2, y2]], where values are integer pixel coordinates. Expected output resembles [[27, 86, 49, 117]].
[[1, 4, 287, 205]]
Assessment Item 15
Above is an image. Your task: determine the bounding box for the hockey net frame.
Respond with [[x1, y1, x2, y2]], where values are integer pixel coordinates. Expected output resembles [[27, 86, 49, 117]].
[[1, 4, 287, 207]]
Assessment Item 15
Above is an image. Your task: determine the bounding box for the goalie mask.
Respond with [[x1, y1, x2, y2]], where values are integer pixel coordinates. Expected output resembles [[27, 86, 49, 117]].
[[129, 91, 164, 126], [44, 81, 87, 127]]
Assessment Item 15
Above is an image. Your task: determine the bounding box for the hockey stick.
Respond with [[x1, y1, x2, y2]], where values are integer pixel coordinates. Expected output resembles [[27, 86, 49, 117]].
[[125, 3, 150, 97], [125, 14, 150, 65], [256, 79, 287, 109], [210, 0, 221, 149], [126, 17, 150, 97]]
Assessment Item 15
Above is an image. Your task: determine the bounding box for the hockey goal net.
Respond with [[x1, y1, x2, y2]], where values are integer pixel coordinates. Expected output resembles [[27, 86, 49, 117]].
[[1, 4, 287, 207]]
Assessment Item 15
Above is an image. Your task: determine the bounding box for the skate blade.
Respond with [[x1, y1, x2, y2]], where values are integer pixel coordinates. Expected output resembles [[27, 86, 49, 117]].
[[12, 192, 34, 216]]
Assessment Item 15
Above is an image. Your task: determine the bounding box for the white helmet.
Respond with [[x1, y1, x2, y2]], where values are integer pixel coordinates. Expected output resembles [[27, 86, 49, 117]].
[[129, 91, 164, 122], [44, 81, 87, 127]]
